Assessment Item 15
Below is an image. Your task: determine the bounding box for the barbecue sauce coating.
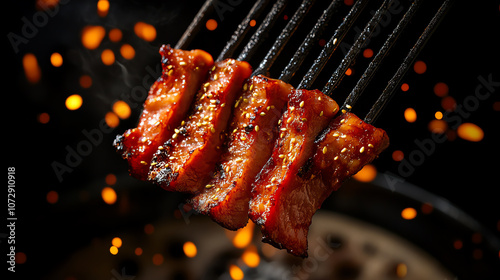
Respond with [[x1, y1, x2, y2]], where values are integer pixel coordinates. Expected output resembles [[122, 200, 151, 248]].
[[248, 89, 339, 256], [251, 112, 389, 257], [113, 45, 214, 180], [190, 75, 293, 230], [148, 59, 252, 193]]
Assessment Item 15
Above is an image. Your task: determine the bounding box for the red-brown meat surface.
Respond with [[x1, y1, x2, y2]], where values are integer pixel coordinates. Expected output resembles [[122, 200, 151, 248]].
[[250, 112, 389, 257], [190, 75, 293, 230], [113, 45, 214, 180], [248, 89, 339, 256], [148, 59, 252, 193]]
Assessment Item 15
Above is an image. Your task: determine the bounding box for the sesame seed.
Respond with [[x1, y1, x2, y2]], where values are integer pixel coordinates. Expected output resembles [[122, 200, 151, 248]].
[[299, 101, 305, 108], [346, 104, 352, 109], [333, 132, 339, 137], [278, 154, 285, 159], [209, 104, 216, 108], [243, 83, 248, 91], [334, 156, 339, 160], [179, 61, 186, 66], [368, 144, 374, 148], [151, 162, 157, 166], [225, 166, 230, 173], [213, 73, 218, 80], [236, 158, 243, 163], [301, 118, 307, 122], [205, 184, 213, 189], [211, 127, 216, 133], [181, 121, 185, 126], [271, 177, 276, 183], [174, 128, 180, 133], [342, 109, 347, 114], [290, 106, 295, 111], [341, 147, 347, 153], [320, 111, 324, 116], [318, 96, 322, 101], [341, 135, 346, 138], [278, 120, 282, 125], [172, 133, 178, 139], [168, 69, 174, 76], [221, 103, 225, 107], [322, 146, 328, 154], [287, 117, 293, 124], [241, 136, 247, 141], [280, 132, 285, 138], [204, 82, 210, 87], [169, 156, 175, 160], [255, 125, 259, 132], [140, 161, 148, 165], [260, 112, 266, 116], [340, 119, 345, 123], [280, 128, 287, 131], [359, 146, 365, 153], [249, 84, 254, 91]]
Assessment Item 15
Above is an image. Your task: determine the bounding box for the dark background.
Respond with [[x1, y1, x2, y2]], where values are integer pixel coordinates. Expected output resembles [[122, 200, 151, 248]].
[[4, 0, 499, 279]]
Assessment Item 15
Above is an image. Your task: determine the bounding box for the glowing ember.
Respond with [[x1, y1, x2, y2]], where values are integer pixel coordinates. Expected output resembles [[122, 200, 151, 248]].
[[105, 112, 120, 128], [46, 190, 59, 204], [183, 241, 197, 258], [345, 68, 353, 76], [65, 94, 83, 110], [50, 52, 63, 67], [206, 19, 218, 31], [37, 112, 50, 124], [433, 82, 449, 97], [233, 221, 254, 248], [229, 264, 244, 280], [134, 22, 157, 42], [413, 60, 427, 74], [401, 207, 417, 220], [120, 44, 136, 60], [79, 75, 92, 88], [101, 187, 117, 205], [101, 49, 115, 65], [15, 252, 27, 264], [396, 263, 408, 278], [134, 247, 143, 256], [363, 48, 373, 58], [111, 237, 122, 248], [23, 53, 41, 83], [428, 119, 447, 134], [81, 26, 106, 50], [400, 83, 410, 92], [249, 19, 257, 27], [105, 173, 117, 185], [109, 246, 118, 255], [242, 246, 260, 268], [404, 108, 417, 123], [152, 253, 164, 265], [97, 0, 109, 17], [352, 164, 377, 182], [108, 28, 122, 42], [112, 100, 131, 119], [392, 150, 404, 161], [457, 123, 484, 142]]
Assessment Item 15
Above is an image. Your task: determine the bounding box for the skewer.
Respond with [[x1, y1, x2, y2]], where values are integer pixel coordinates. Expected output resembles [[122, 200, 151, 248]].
[[322, 0, 391, 96], [175, 0, 214, 49], [341, 0, 423, 111], [251, 0, 316, 77], [297, 0, 369, 90], [217, 0, 272, 61], [279, 0, 343, 83], [364, 0, 454, 124]]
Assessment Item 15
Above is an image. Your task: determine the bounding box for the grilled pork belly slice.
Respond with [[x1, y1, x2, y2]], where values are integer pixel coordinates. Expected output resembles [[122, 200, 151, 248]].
[[149, 59, 252, 193], [252, 112, 389, 257], [113, 45, 214, 181], [190, 75, 293, 230], [248, 89, 339, 256]]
